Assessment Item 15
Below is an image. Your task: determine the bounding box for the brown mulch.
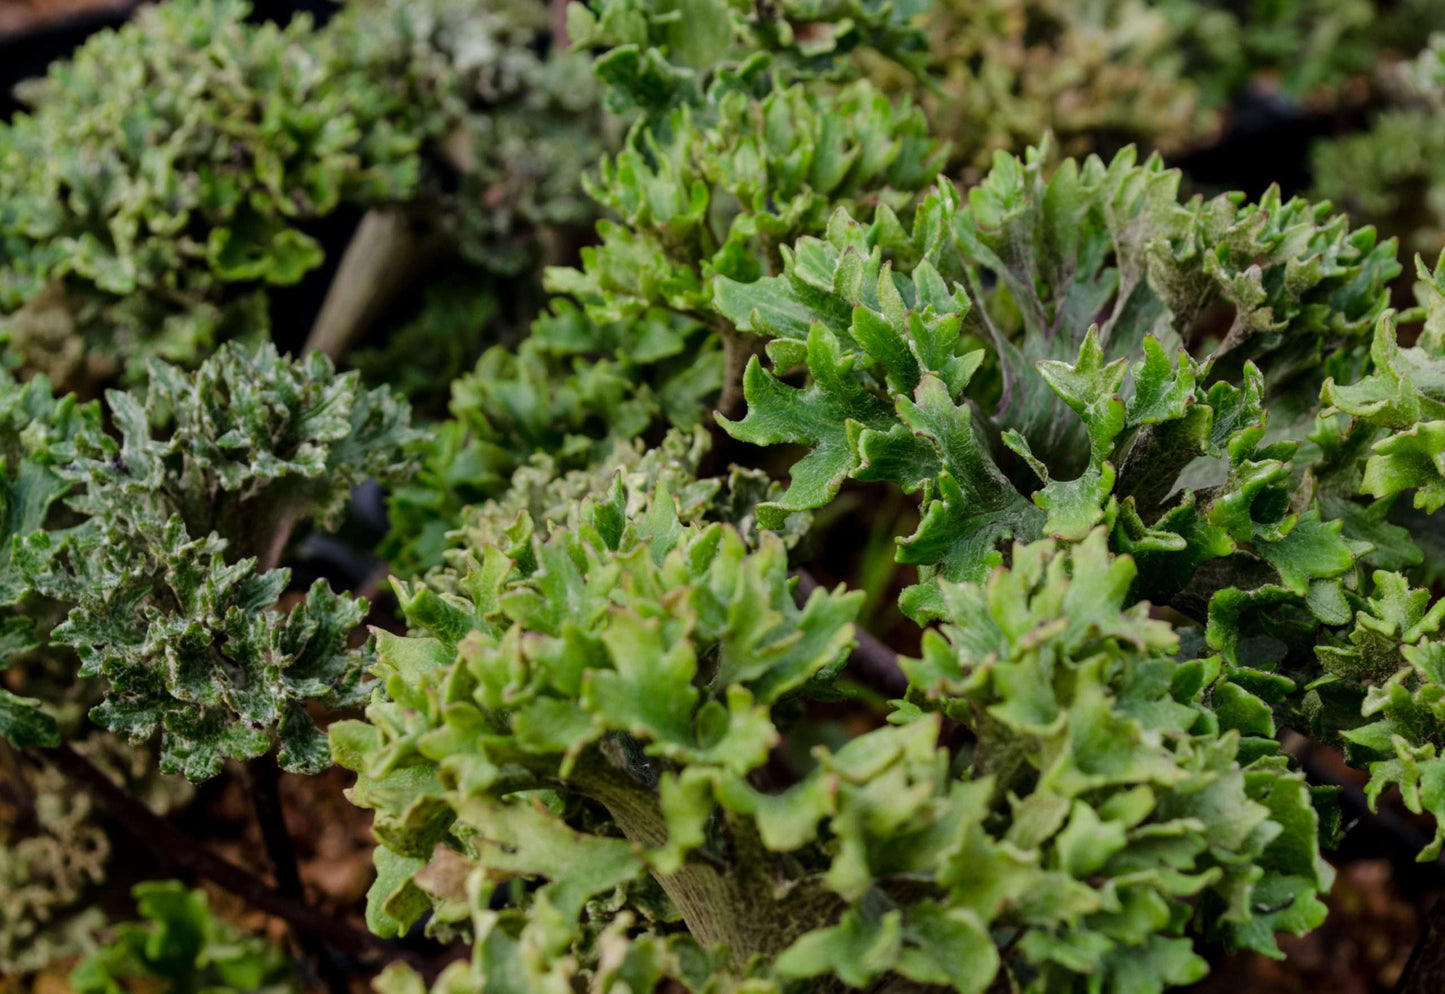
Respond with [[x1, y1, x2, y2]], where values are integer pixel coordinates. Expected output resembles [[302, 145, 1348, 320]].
[[0, 0, 134, 38]]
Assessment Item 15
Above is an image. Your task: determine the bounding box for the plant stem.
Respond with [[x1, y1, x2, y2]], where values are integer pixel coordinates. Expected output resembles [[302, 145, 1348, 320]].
[[304, 208, 446, 361], [32, 742, 435, 977], [550, 0, 569, 48], [245, 756, 305, 897], [791, 569, 908, 697], [0, 738, 36, 830], [259, 500, 302, 574], [245, 755, 349, 994], [717, 327, 765, 420], [578, 750, 843, 969], [1398, 895, 1445, 994]]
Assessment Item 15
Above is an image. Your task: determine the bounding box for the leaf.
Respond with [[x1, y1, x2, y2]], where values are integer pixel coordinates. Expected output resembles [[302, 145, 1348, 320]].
[[452, 795, 645, 921], [717, 325, 896, 525], [71, 881, 295, 993], [0, 688, 59, 749], [891, 375, 1043, 592], [8, 345, 404, 781], [1255, 510, 1358, 595], [1361, 420, 1445, 512], [366, 848, 430, 939], [775, 906, 905, 988]]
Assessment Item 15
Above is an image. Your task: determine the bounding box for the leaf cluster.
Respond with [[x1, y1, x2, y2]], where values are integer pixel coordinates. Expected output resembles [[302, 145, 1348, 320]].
[[327, 0, 606, 273], [545, 76, 948, 333], [714, 138, 1445, 875], [69, 881, 297, 994], [0, 0, 409, 381], [717, 142, 1396, 614], [1, 345, 417, 779], [0, 736, 192, 973], [0, 0, 601, 388], [867, 0, 1216, 172], [338, 506, 1331, 991], [386, 71, 947, 576], [567, 0, 932, 124], [1310, 30, 1445, 256], [1157, 0, 1441, 107], [863, 0, 1445, 177], [382, 302, 720, 574]]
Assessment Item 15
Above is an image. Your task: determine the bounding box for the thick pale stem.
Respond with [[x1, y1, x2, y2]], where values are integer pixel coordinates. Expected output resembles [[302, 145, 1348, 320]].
[[598, 773, 938, 993], [576, 752, 843, 969], [550, 0, 569, 48], [304, 208, 446, 361], [258, 500, 302, 573]]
